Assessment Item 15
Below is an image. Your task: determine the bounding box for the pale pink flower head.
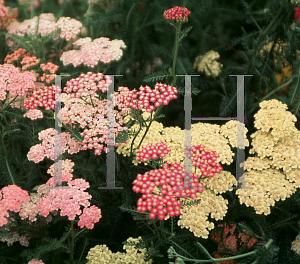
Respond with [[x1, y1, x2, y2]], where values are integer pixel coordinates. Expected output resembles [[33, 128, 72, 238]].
[[60, 37, 126, 68], [23, 109, 43, 120], [27, 128, 82, 163], [56, 17, 82, 41], [0, 64, 36, 107]]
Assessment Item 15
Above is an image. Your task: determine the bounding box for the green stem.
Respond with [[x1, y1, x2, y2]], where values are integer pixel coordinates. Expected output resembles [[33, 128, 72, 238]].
[[0, 129, 15, 185], [70, 220, 74, 264], [171, 24, 181, 86], [130, 120, 143, 157], [74, 226, 87, 238], [136, 112, 153, 150], [129, 3, 137, 81], [30, 0, 34, 18], [261, 6, 283, 37], [86, 3, 93, 37], [169, 239, 273, 263], [136, 103, 164, 151], [249, 77, 293, 114]]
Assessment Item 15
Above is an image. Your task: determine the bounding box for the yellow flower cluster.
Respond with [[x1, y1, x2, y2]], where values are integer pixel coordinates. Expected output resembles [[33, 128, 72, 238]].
[[202, 170, 237, 194], [116, 119, 242, 238], [177, 187, 229, 239], [220, 120, 249, 149], [193, 50, 223, 77], [86, 237, 152, 264], [259, 39, 289, 67], [236, 99, 300, 215], [291, 234, 300, 255]]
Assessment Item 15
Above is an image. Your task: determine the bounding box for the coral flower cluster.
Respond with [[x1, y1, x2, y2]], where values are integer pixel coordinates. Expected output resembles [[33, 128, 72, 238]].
[[4, 48, 59, 83], [163, 6, 191, 24], [0, 185, 30, 227], [39, 62, 60, 83], [120, 83, 178, 113]]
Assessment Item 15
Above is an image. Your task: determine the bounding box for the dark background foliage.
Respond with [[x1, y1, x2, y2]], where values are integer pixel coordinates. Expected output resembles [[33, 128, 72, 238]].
[[1, 0, 300, 263]]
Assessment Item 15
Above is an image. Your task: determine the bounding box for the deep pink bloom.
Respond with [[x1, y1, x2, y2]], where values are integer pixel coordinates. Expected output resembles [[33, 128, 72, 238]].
[[163, 6, 191, 24], [295, 7, 300, 23]]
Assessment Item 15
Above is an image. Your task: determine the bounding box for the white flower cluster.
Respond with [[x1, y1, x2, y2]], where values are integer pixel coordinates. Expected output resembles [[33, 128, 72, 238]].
[[193, 50, 223, 77]]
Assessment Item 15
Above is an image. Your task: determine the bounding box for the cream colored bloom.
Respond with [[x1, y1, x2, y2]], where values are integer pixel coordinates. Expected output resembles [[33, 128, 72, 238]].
[[193, 50, 223, 77]]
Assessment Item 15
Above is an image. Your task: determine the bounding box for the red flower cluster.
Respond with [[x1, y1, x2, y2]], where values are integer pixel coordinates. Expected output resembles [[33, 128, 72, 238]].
[[211, 223, 260, 264], [133, 162, 203, 220], [23, 84, 59, 111], [191, 145, 223, 177], [122, 83, 178, 113], [295, 7, 300, 23], [135, 142, 171, 162], [163, 6, 191, 24]]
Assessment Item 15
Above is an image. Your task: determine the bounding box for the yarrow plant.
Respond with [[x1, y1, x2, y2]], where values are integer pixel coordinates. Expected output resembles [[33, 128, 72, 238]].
[[2, 2, 300, 264]]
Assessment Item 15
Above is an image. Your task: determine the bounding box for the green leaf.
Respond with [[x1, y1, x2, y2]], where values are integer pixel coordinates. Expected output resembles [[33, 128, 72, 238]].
[[143, 70, 169, 83], [69, 128, 84, 142], [115, 130, 130, 144], [3, 129, 22, 137], [179, 26, 193, 42], [255, 59, 263, 67]]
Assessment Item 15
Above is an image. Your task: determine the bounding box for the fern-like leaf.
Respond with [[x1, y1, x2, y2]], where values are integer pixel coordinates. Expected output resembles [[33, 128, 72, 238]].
[[143, 69, 170, 83]]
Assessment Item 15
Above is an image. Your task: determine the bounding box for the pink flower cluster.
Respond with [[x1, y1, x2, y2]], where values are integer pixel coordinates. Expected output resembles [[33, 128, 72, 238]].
[[5, 13, 82, 48], [58, 72, 130, 155], [63, 71, 112, 98], [0, 63, 36, 108], [163, 6, 191, 24], [39, 175, 102, 229], [135, 142, 171, 162], [56, 17, 82, 42], [20, 159, 102, 230], [60, 37, 126, 68], [23, 108, 43, 120], [133, 162, 203, 220], [120, 83, 178, 113], [23, 84, 57, 111], [27, 128, 82, 163], [0, 185, 30, 227], [190, 145, 223, 177]]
